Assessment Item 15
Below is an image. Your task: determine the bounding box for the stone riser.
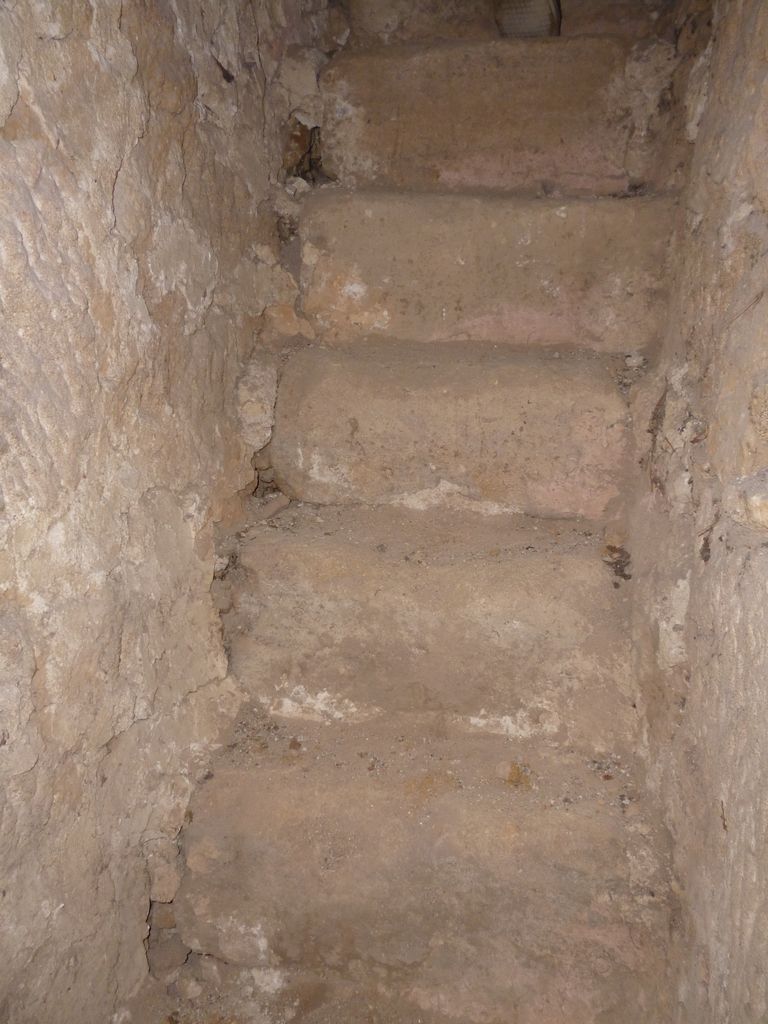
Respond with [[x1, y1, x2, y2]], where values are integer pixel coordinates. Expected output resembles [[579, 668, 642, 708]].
[[321, 38, 668, 194], [344, 0, 670, 47], [226, 505, 635, 755], [271, 342, 629, 520], [175, 717, 671, 1024], [300, 190, 673, 352]]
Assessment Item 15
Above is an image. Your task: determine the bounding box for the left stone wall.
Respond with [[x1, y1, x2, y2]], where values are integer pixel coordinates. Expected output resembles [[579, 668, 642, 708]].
[[0, 2, 333, 1020]]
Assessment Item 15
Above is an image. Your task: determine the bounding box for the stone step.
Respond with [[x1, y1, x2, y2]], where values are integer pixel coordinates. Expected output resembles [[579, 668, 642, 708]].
[[320, 38, 667, 194], [223, 504, 636, 755], [175, 714, 671, 1024], [562, 0, 670, 36], [270, 342, 628, 519], [345, 0, 497, 48], [344, 0, 669, 47], [300, 190, 673, 352]]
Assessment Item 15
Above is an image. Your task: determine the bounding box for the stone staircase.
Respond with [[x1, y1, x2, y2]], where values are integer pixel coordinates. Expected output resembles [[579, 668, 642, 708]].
[[171, 11, 676, 1023]]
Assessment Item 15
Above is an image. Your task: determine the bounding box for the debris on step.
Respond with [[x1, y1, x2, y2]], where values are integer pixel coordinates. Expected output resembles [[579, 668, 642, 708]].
[[603, 543, 633, 582], [239, 492, 291, 532]]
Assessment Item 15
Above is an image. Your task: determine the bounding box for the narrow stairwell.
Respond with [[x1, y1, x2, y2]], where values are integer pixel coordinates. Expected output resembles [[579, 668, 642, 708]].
[[171, 11, 677, 1023]]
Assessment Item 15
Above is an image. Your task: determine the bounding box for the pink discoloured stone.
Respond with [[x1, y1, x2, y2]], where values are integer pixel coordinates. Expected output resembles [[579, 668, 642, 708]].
[[321, 38, 663, 194], [300, 190, 673, 352], [271, 342, 628, 519]]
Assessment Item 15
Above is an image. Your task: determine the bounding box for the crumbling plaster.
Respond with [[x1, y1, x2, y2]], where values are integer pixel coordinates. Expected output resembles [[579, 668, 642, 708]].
[[0, 2, 337, 1021]]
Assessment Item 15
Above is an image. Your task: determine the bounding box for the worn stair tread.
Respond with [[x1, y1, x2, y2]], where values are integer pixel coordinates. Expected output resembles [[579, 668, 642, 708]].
[[175, 712, 670, 1024], [223, 502, 636, 753], [321, 37, 663, 194], [270, 341, 629, 519], [300, 188, 673, 351]]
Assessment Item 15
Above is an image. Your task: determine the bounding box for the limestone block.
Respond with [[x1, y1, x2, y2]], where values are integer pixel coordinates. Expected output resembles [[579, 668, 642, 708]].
[[321, 38, 662, 193], [345, 0, 497, 46], [175, 721, 671, 1023], [275, 47, 326, 127], [271, 342, 628, 519], [230, 505, 635, 754], [561, 0, 668, 37], [237, 356, 279, 451], [147, 932, 190, 984], [300, 191, 673, 351], [146, 839, 183, 904], [725, 470, 768, 531], [343, 0, 668, 45]]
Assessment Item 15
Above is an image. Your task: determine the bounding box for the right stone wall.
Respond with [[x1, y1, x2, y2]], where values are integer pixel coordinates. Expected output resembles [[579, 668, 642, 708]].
[[631, 1, 768, 1020]]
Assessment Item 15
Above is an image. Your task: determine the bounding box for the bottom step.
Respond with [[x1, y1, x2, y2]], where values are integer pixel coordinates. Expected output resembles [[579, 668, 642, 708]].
[[175, 712, 672, 1024]]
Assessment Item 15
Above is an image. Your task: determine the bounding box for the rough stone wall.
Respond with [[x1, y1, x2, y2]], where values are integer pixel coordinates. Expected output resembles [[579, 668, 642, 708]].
[[629, 1, 768, 1020], [0, 2, 336, 1021]]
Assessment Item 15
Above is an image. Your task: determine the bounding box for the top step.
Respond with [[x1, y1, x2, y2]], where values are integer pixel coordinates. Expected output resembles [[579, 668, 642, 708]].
[[345, 0, 671, 47], [321, 38, 670, 195], [345, 0, 498, 47]]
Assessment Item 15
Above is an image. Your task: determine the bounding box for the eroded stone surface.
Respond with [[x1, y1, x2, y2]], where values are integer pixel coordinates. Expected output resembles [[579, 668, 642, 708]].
[[224, 503, 636, 754], [345, 0, 497, 46], [626, 4, 768, 1022], [0, 2, 329, 1021], [300, 189, 674, 350], [562, 0, 673, 35], [321, 38, 672, 194], [175, 714, 672, 1024], [344, 0, 673, 45], [237, 354, 279, 452], [271, 342, 629, 518]]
